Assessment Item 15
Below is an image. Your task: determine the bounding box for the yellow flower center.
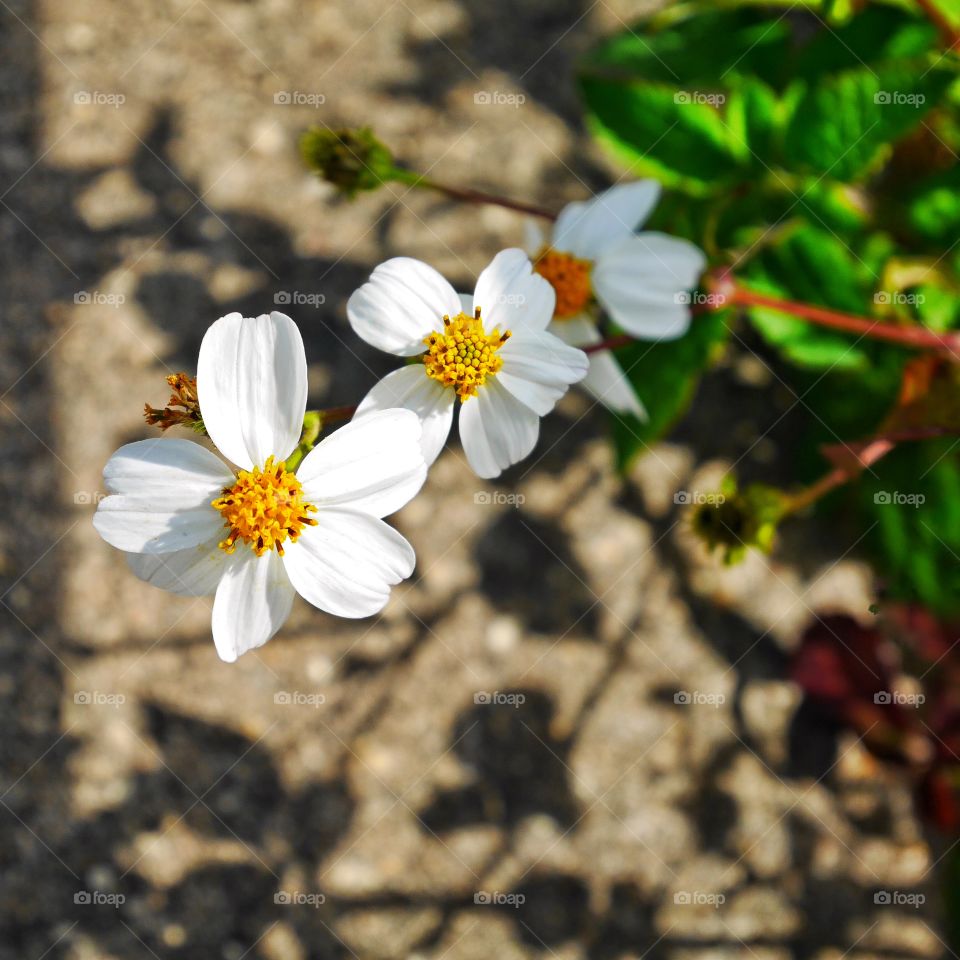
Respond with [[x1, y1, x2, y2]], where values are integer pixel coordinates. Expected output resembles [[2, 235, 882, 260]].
[[533, 247, 592, 318], [212, 456, 317, 557], [422, 307, 510, 402]]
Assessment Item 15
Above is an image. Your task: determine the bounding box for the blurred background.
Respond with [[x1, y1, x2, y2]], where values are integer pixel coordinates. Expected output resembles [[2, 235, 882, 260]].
[[0, 0, 945, 957]]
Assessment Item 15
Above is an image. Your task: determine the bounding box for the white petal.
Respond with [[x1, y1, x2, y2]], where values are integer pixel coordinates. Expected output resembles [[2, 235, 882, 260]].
[[197, 311, 308, 468], [212, 549, 295, 662], [549, 318, 646, 419], [553, 181, 662, 260], [126, 539, 228, 596], [459, 379, 539, 479], [347, 258, 461, 356], [472, 249, 555, 335], [354, 365, 455, 466], [282, 508, 415, 618], [592, 233, 707, 340], [582, 351, 647, 419], [93, 439, 234, 554], [297, 409, 427, 518], [496, 330, 589, 415], [524, 220, 546, 256]]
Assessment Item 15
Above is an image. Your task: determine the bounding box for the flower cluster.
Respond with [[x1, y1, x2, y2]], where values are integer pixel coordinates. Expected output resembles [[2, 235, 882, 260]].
[[92, 184, 705, 661]]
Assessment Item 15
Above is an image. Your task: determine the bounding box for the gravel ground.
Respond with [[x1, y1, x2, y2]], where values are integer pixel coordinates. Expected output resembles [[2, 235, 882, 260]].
[[0, 0, 947, 958]]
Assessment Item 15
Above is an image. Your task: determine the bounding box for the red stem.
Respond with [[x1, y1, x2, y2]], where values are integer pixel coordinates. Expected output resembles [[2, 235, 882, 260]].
[[725, 282, 960, 355], [320, 404, 357, 425], [915, 0, 960, 50], [419, 177, 556, 220], [583, 334, 634, 354]]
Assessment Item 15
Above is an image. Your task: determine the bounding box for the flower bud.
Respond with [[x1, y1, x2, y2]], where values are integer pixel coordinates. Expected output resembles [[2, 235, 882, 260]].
[[300, 126, 397, 197], [689, 478, 785, 565]]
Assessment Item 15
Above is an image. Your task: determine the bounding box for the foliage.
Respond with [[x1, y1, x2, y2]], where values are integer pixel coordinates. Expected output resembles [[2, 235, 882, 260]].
[[579, 0, 960, 614]]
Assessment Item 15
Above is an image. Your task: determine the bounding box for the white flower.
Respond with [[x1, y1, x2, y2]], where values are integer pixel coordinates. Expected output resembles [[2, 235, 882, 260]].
[[347, 249, 589, 479], [93, 311, 427, 663], [526, 180, 707, 420]]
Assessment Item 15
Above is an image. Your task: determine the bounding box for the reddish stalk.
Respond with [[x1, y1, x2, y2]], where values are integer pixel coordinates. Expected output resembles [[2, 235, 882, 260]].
[[320, 404, 357, 426], [406, 175, 557, 220], [915, 0, 960, 51], [725, 283, 960, 354]]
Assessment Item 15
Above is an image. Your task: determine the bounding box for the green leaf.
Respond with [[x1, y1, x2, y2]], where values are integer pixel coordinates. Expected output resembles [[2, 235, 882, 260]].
[[609, 310, 729, 469], [743, 225, 876, 370], [725, 76, 784, 168], [908, 167, 960, 243], [581, 78, 743, 191], [580, 7, 794, 90], [792, 5, 941, 80], [856, 441, 960, 617], [783, 62, 955, 181]]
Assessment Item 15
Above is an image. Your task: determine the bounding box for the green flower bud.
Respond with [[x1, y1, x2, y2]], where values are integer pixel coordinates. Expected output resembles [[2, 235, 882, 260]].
[[689, 477, 785, 565], [300, 126, 397, 197]]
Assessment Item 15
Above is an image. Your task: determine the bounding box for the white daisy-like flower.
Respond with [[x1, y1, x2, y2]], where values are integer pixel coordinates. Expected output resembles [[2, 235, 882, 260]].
[[93, 311, 427, 663], [526, 180, 707, 420], [347, 249, 589, 479]]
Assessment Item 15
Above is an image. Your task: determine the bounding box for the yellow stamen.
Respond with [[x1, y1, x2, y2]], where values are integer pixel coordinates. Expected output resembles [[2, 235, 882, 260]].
[[422, 307, 510, 402], [533, 247, 592, 318], [212, 455, 317, 557]]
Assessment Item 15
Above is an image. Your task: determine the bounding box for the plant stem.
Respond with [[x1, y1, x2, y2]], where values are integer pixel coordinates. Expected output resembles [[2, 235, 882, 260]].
[[391, 168, 557, 220], [915, 0, 960, 51], [319, 404, 357, 426], [583, 334, 635, 354], [720, 279, 960, 354]]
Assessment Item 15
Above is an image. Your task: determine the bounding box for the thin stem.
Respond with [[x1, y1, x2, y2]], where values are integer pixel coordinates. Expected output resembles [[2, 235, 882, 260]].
[[785, 427, 960, 515], [319, 404, 357, 426], [722, 280, 960, 355], [583, 334, 634, 354], [392, 169, 557, 220], [915, 0, 960, 51]]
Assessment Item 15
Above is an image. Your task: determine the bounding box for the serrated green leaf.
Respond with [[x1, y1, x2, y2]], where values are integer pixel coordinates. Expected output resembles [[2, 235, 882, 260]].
[[792, 5, 941, 80], [783, 62, 955, 181], [609, 310, 729, 469], [725, 76, 783, 168], [908, 167, 960, 243], [581, 7, 794, 90], [581, 78, 743, 191]]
